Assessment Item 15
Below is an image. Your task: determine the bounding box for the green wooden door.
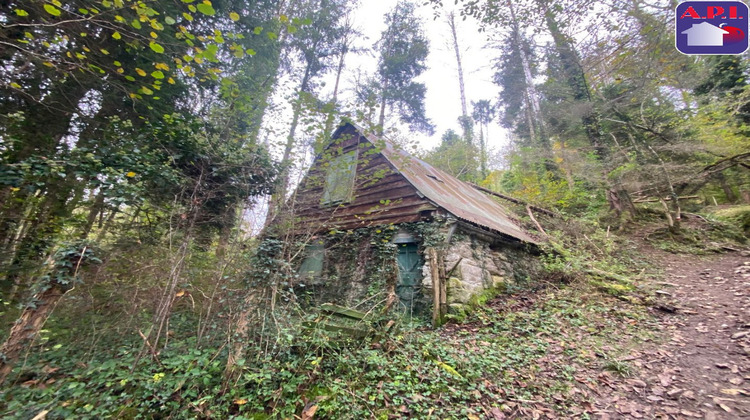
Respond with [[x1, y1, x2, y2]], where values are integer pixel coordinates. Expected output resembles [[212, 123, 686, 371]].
[[396, 243, 423, 308]]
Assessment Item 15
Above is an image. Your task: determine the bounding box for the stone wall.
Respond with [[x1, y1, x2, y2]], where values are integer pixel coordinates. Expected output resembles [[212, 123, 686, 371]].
[[437, 227, 540, 314], [293, 223, 540, 318]]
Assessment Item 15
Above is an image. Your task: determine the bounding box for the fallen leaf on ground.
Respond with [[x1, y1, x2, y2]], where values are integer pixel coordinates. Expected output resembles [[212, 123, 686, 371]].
[[720, 388, 741, 396]]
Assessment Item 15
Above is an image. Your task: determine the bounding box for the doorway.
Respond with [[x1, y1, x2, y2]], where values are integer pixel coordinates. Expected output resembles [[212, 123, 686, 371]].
[[396, 242, 423, 311]]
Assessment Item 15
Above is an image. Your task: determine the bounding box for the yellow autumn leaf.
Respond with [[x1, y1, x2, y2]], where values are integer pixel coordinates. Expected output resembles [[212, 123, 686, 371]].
[[126, 171, 136, 177], [234, 399, 248, 405], [175, 290, 185, 297], [167, 77, 175, 84], [155, 62, 169, 70], [229, 12, 239, 21], [135, 68, 146, 77]]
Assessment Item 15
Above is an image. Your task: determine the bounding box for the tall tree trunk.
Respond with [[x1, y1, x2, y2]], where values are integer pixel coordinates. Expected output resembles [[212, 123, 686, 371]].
[[508, 0, 546, 148], [265, 65, 313, 227], [378, 78, 389, 136], [0, 285, 68, 384], [80, 189, 106, 239], [322, 43, 348, 142], [538, 0, 606, 160], [447, 11, 471, 142], [480, 121, 488, 178], [323, 14, 357, 142], [716, 172, 738, 203], [0, 243, 93, 385]]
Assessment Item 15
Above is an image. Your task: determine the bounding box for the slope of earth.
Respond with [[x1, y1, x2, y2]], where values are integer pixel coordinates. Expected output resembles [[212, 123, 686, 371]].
[[592, 248, 750, 419], [432, 245, 749, 419]]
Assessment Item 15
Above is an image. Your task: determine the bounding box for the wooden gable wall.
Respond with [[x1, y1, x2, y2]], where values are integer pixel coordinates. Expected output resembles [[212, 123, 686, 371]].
[[288, 125, 437, 232]]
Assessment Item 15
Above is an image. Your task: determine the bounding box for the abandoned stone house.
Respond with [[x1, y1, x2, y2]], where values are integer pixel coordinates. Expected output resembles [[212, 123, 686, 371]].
[[277, 122, 540, 323]]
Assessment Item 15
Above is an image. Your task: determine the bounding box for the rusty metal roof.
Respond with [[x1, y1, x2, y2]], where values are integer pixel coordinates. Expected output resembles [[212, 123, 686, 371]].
[[345, 124, 537, 244]]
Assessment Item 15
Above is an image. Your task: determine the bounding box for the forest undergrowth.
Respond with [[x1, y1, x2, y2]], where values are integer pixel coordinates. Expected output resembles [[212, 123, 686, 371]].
[[2, 208, 745, 419]]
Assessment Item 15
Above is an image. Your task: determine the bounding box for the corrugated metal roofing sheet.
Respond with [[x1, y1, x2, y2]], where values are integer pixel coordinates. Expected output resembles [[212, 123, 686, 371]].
[[348, 124, 537, 244]]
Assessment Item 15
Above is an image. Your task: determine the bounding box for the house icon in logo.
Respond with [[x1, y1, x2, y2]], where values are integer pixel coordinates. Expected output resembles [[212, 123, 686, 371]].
[[681, 21, 730, 46]]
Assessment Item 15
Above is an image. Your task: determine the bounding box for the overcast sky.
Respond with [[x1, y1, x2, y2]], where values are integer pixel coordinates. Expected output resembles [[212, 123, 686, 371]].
[[328, 0, 509, 153]]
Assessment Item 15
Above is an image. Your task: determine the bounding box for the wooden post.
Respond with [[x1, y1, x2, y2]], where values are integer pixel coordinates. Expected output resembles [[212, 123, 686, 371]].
[[438, 251, 447, 320], [428, 247, 441, 327]]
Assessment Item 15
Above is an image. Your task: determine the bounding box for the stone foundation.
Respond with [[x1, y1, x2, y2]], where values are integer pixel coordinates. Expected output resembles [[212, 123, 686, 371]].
[[428, 227, 540, 315]]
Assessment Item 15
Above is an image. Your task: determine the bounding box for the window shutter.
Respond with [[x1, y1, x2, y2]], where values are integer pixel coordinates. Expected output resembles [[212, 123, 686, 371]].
[[322, 151, 358, 205]]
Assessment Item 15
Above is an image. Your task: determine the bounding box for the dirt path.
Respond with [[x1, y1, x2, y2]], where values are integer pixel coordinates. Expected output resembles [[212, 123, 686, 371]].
[[594, 250, 750, 419]]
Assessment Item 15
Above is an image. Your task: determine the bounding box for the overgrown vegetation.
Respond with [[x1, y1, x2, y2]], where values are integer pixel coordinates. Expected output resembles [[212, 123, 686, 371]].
[[1, 0, 749, 417], [1, 257, 656, 419]]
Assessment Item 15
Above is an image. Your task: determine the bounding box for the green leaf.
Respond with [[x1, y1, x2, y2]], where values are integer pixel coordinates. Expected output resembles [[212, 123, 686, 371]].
[[204, 43, 218, 62], [196, 3, 215, 16], [149, 41, 165, 53], [229, 12, 240, 21], [131, 20, 142, 30], [15, 9, 29, 16], [125, 75, 135, 81], [151, 71, 164, 79], [141, 86, 154, 95], [44, 4, 62, 16], [165, 16, 176, 25], [10, 82, 22, 89], [112, 31, 121, 40]]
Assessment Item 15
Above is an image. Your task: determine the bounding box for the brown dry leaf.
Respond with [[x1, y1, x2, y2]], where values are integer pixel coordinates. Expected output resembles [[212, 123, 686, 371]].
[[30, 410, 49, 420], [489, 407, 506, 420], [729, 377, 743, 385], [42, 365, 60, 374], [718, 403, 732, 413], [657, 373, 672, 387], [720, 388, 741, 396], [301, 404, 318, 420]]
